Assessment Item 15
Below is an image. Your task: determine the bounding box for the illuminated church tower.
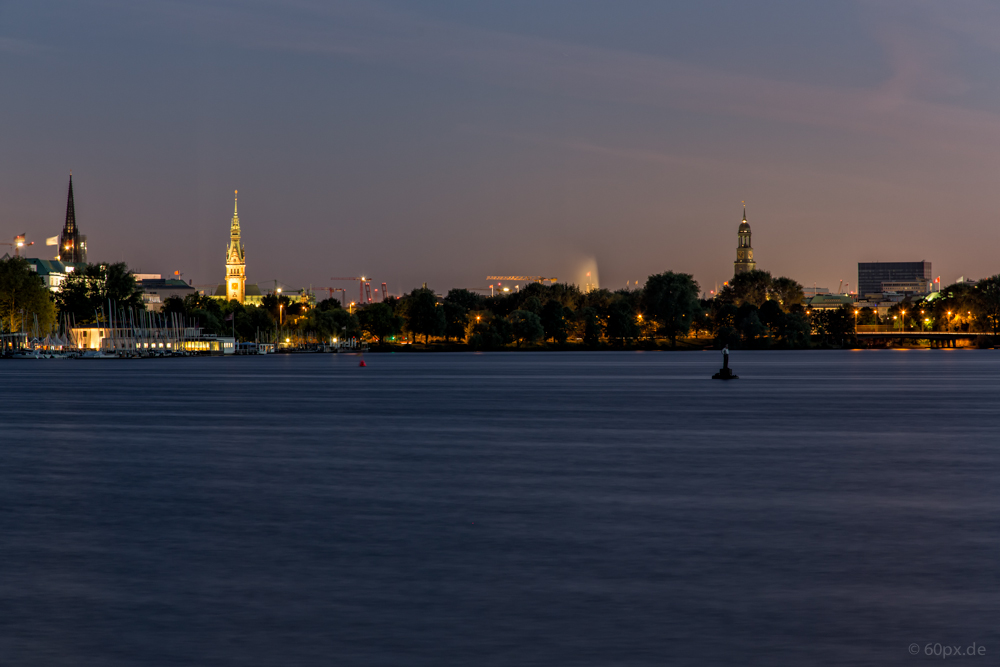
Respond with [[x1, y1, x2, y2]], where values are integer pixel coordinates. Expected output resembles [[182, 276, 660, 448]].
[[58, 173, 87, 263], [733, 206, 755, 276], [225, 190, 246, 303]]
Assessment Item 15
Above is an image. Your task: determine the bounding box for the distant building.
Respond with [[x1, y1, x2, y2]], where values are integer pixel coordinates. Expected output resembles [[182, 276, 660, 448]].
[[224, 190, 245, 303], [880, 279, 931, 296], [858, 261, 931, 299], [211, 191, 264, 306], [57, 174, 87, 263], [213, 282, 264, 306], [733, 207, 756, 276], [803, 286, 830, 298], [23, 258, 84, 292], [805, 294, 853, 311], [139, 276, 196, 312]]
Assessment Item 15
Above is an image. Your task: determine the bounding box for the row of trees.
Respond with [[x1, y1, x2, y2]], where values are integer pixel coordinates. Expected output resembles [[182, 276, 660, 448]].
[[150, 269, 803, 349], [344, 269, 816, 349], [8, 253, 1000, 348], [0, 257, 57, 334]]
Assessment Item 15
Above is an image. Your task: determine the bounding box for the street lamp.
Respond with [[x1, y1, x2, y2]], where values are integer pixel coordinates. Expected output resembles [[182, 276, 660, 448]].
[[900, 310, 906, 333], [854, 309, 859, 331]]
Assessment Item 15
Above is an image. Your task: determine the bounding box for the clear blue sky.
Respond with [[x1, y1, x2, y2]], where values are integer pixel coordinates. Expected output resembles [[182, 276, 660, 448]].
[[3, 1, 1000, 295]]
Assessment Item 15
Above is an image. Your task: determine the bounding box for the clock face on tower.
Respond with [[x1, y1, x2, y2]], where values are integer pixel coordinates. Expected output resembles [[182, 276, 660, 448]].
[[738, 251, 744, 260]]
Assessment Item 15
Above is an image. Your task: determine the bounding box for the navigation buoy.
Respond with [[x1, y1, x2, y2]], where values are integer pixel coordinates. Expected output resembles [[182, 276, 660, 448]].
[[712, 345, 738, 380], [359, 359, 367, 367]]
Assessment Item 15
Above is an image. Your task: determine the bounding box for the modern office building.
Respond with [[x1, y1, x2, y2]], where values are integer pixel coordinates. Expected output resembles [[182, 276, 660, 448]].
[[880, 279, 932, 296], [858, 261, 931, 298]]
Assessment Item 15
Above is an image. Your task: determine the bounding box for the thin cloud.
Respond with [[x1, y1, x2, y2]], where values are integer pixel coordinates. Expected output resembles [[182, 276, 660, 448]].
[[0, 37, 42, 55], [121, 0, 1000, 160]]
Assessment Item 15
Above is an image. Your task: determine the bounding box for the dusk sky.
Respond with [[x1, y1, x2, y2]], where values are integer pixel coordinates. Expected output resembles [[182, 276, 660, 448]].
[[4, 1, 1000, 295]]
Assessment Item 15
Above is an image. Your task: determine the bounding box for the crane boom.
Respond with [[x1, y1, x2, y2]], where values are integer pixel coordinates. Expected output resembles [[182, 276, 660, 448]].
[[331, 277, 372, 305], [486, 276, 557, 283]]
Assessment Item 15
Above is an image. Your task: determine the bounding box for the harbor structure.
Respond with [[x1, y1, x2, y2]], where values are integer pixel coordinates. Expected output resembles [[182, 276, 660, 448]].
[[70, 323, 235, 355], [733, 206, 755, 276]]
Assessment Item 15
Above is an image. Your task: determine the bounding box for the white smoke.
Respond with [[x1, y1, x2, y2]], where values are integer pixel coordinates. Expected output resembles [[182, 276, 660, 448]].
[[576, 257, 599, 293]]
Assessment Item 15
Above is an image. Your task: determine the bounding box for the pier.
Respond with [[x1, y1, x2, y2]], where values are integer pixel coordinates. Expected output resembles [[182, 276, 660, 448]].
[[855, 328, 982, 348]]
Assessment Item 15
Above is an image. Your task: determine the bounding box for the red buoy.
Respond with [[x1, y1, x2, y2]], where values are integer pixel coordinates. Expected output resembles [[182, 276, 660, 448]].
[[359, 359, 367, 367]]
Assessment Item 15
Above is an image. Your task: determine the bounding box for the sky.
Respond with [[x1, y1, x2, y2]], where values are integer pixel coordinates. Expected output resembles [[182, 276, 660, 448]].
[[4, 0, 1000, 296]]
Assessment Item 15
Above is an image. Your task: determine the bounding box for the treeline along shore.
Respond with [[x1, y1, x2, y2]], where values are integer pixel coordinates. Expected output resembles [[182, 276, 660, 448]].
[[4, 255, 1000, 351]]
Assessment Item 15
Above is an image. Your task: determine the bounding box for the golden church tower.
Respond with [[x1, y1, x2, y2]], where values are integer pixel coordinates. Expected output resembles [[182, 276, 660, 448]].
[[225, 190, 246, 303]]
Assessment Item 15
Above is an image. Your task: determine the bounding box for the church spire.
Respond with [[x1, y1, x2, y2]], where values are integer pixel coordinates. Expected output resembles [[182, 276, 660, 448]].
[[58, 172, 85, 263], [231, 190, 240, 234], [64, 173, 76, 235], [734, 203, 755, 276], [225, 189, 247, 304]]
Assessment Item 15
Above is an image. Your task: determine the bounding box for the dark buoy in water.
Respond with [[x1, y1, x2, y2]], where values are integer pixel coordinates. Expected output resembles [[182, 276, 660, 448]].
[[359, 358, 367, 367], [712, 345, 738, 380]]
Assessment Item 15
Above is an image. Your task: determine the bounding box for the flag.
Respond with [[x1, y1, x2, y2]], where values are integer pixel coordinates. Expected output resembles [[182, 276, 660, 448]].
[[225, 312, 234, 322], [45, 236, 58, 246]]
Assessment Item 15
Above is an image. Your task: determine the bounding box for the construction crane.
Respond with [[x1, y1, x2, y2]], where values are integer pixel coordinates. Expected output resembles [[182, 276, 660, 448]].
[[0, 234, 33, 257], [381, 282, 388, 302], [486, 276, 557, 284], [331, 277, 372, 305], [317, 287, 347, 307]]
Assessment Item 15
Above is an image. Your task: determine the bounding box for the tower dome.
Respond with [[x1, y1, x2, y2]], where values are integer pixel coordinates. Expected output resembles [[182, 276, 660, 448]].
[[738, 210, 751, 233]]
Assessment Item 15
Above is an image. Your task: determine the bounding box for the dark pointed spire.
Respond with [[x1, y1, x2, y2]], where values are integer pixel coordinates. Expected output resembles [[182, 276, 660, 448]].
[[58, 172, 84, 263], [64, 173, 76, 234]]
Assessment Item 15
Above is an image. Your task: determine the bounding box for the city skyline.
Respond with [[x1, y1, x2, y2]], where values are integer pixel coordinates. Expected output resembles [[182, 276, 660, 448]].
[[4, 2, 1000, 293]]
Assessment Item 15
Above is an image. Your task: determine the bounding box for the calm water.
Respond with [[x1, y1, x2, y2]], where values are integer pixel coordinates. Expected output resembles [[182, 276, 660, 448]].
[[1, 350, 998, 666]]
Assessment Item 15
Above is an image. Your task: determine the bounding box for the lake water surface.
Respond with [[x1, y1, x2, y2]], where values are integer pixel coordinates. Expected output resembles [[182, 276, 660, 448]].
[[1, 350, 998, 665]]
